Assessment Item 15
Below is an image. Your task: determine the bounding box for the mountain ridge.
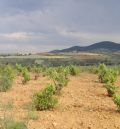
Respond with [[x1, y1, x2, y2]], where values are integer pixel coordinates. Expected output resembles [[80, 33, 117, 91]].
[[50, 41, 120, 53]]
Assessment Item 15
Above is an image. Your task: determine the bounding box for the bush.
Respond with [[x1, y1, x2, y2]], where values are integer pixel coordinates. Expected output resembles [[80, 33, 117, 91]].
[[45, 66, 69, 94], [22, 68, 30, 84], [54, 71, 68, 86], [105, 84, 118, 97], [98, 64, 118, 84], [113, 94, 120, 111], [113, 66, 120, 75], [33, 84, 58, 110], [98, 64, 107, 71], [68, 65, 80, 76], [56, 66, 69, 79], [3, 65, 15, 80], [63, 67, 70, 79], [0, 73, 13, 92], [89, 65, 99, 74], [98, 64, 107, 83], [32, 66, 42, 80], [48, 69, 68, 94], [55, 72, 68, 94], [16, 63, 23, 73], [102, 69, 118, 84], [0, 65, 15, 92], [45, 67, 54, 77]]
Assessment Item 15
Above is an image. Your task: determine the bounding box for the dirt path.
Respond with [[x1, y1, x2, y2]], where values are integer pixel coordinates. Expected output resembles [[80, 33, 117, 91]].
[[1, 73, 120, 129]]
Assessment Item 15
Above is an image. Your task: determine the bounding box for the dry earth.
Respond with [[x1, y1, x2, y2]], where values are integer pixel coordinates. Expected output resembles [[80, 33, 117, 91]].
[[0, 73, 120, 129]]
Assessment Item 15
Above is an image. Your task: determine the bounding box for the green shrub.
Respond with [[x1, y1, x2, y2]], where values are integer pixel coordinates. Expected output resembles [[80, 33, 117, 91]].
[[48, 69, 68, 94], [40, 66, 47, 76], [16, 63, 23, 73], [55, 72, 68, 94], [0, 73, 13, 92], [44, 66, 69, 94], [98, 64, 107, 71], [56, 66, 69, 74], [54, 71, 68, 86], [105, 84, 118, 97], [0, 65, 15, 92], [89, 65, 99, 74], [3, 65, 15, 80], [45, 67, 54, 76], [68, 65, 80, 76], [26, 66, 31, 72], [113, 66, 120, 75], [102, 69, 118, 84], [98, 64, 118, 84], [22, 68, 30, 84], [98, 64, 107, 83], [32, 66, 42, 80], [56, 66, 70, 79], [113, 94, 120, 111], [33, 84, 58, 110]]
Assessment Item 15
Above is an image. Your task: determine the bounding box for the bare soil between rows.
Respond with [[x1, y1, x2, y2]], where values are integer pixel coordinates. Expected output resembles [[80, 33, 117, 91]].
[[1, 73, 120, 129]]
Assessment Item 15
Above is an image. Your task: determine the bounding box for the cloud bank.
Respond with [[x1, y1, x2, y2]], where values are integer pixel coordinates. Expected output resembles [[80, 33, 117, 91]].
[[0, 0, 120, 53]]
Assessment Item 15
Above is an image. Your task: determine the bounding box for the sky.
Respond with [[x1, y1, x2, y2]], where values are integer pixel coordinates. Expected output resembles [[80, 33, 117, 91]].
[[0, 0, 120, 53]]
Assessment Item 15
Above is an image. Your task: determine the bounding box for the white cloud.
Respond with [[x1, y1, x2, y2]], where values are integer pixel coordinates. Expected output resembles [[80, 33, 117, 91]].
[[0, 0, 119, 52], [0, 44, 17, 49], [58, 28, 120, 44], [0, 32, 47, 40], [0, 32, 28, 40]]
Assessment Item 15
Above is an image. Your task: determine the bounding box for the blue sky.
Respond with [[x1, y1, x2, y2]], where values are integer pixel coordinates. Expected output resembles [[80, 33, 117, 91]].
[[0, 0, 120, 53]]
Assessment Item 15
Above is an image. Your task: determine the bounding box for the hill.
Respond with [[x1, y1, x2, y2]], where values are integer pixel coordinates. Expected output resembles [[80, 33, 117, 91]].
[[50, 41, 120, 53]]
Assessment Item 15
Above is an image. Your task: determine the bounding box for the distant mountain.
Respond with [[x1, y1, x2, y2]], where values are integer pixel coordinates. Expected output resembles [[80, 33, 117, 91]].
[[50, 41, 120, 53]]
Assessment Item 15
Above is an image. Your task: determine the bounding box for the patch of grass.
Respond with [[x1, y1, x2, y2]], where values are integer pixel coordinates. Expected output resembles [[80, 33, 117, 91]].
[[0, 116, 27, 129], [26, 111, 38, 120], [23, 102, 35, 111], [2, 100, 13, 110]]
